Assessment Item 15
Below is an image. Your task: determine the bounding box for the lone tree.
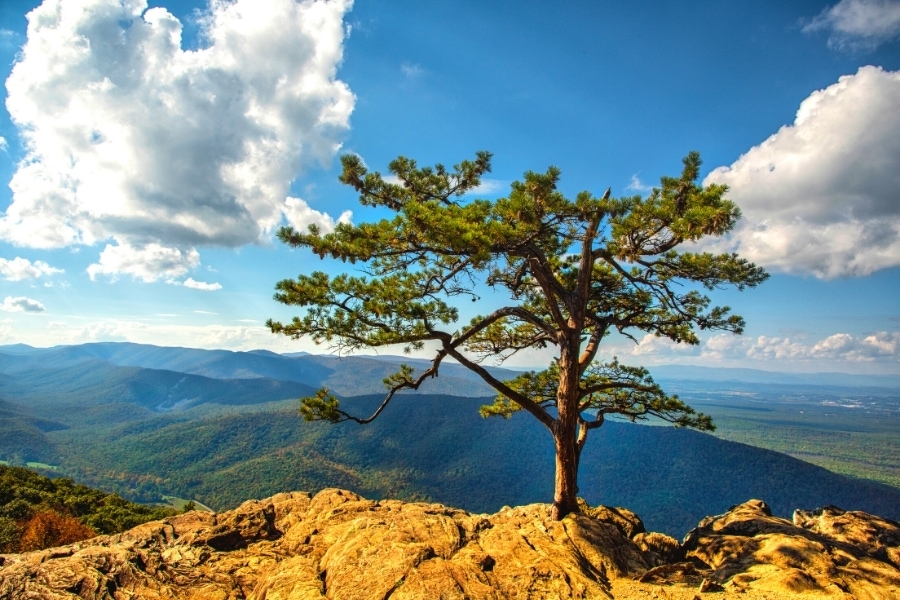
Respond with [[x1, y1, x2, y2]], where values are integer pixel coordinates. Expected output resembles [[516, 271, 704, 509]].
[[268, 151, 768, 520]]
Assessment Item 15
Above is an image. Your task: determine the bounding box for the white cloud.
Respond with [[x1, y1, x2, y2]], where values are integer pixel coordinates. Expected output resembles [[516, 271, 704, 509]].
[[810, 331, 899, 361], [702, 331, 899, 364], [0, 136, 7, 151], [804, 0, 900, 50], [630, 333, 698, 356], [471, 179, 506, 196], [382, 175, 506, 197], [746, 336, 811, 361], [1, 296, 46, 313], [87, 242, 200, 282], [624, 174, 652, 193], [1, 0, 355, 279], [0, 256, 63, 280], [401, 62, 424, 79], [703, 66, 900, 278], [182, 277, 222, 291], [31, 318, 310, 352], [283, 196, 353, 232]]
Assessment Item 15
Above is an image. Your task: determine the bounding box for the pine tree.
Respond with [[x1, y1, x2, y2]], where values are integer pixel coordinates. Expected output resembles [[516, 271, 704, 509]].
[[268, 151, 768, 520]]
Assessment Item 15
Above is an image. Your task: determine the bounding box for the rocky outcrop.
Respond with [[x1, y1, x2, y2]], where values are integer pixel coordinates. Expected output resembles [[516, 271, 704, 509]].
[[0, 489, 649, 599], [1, 492, 899, 599], [681, 499, 900, 598]]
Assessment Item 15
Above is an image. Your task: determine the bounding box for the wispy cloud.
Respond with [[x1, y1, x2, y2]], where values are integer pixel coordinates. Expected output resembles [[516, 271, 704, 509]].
[[181, 278, 222, 291], [1, 0, 355, 281], [624, 174, 652, 193], [1, 296, 46, 313], [703, 66, 900, 278], [803, 0, 900, 51], [401, 62, 424, 80]]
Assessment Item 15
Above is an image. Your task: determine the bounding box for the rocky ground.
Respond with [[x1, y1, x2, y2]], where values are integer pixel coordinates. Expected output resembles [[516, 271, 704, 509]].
[[1, 489, 899, 599]]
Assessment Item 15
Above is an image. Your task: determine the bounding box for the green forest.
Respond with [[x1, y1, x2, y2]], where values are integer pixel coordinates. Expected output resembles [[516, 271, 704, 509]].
[[0, 465, 177, 553]]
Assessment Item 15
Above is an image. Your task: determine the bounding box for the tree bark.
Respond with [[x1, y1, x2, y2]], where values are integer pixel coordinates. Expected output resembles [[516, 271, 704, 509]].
[[551, 423, 580, 520], [551, 338, 581, 521]]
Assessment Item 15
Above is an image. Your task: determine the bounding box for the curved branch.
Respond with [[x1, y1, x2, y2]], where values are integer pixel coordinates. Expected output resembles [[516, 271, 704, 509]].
[[444, 344, 555, 430]]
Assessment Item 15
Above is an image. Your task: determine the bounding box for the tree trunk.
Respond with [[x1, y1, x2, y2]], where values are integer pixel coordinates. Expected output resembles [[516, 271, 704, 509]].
[[551, 423, 580, 520], [552, 338, 581, 521]]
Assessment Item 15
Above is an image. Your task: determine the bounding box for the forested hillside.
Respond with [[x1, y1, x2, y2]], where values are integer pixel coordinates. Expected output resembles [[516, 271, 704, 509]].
[[2, 343, 899, 536], [0, 466, 176, 553]]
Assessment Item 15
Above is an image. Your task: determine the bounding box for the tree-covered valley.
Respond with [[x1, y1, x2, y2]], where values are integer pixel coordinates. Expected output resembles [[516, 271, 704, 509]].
[[1, 342, 898, 536]]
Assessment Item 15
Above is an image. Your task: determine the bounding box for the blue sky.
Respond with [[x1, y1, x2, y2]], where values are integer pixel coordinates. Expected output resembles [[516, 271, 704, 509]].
[[0, 0, 898, 374]]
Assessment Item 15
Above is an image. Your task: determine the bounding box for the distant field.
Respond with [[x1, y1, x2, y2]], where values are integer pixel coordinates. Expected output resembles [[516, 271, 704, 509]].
[[161, 495, 214, 512], [665, 380, 900, 490]]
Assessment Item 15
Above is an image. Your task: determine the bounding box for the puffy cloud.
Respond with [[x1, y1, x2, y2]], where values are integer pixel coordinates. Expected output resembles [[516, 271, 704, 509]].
[[1, 296, 46, 313], [811, 331, 899, 360], [1, 0, 354, 279], [87, 242, 200, 282], [182, 277, 222, 291], [704, 66, 900, 278], [706, 331, 900, 364], [630, 333, 698, 356], [0, 136, 7, 151], [283, 196, 352, 232], [0, 256, 63, 280], [803, 0, 900, 50], [746, 336, 811, 361]]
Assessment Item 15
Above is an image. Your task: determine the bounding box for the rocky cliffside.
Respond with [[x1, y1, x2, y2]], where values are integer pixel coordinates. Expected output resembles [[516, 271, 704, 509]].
[[1, 489, 899, 599]]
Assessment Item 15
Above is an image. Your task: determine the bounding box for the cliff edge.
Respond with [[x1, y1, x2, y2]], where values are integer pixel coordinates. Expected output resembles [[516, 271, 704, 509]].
[[1, 489, 899, 599]]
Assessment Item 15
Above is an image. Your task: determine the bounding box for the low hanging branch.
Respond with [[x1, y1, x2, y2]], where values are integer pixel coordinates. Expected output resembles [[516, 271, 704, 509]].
[[269, 150, 767, 520]]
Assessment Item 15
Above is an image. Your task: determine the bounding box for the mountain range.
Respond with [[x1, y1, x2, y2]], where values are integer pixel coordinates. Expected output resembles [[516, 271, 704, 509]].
[[1, 342, 898, 536]]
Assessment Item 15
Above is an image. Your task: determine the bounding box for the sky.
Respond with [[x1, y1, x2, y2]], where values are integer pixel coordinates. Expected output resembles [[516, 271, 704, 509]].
[[0, 0, 898, 375]]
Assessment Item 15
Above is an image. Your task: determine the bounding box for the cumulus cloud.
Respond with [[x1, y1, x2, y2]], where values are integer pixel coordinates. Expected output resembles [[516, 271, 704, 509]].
[[703, 66, 900, 278], [87, 242, 200, 282], [283, 196, 352, 232], [1, 296, 46, 313], [0, 256, 63, 280], [0, 136, 7, 151], [810, 331, 899, 360], [804, 0, 900, 50], [1, 0, 355, 280], [697, 331, 899, 364], [630, 333, 698, 356], [182, 277, 222, 291]]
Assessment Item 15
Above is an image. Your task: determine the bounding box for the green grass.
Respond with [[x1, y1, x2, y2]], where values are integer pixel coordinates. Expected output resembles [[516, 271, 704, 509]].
[[160, 495, 214, 512], [25, 462, 58, 471]]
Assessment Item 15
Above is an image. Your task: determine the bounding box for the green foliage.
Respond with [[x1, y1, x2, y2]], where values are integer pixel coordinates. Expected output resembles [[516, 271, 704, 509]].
[[0, 465, 176, 551], [269, 151, 767, 516]]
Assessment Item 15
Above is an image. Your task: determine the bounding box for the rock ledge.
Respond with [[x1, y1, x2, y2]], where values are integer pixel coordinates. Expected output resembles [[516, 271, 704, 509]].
[[1, 491, 898, 599]]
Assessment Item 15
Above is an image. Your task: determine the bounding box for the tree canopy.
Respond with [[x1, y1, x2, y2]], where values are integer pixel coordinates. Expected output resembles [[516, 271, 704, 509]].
[[268, 151, 768, 519]]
